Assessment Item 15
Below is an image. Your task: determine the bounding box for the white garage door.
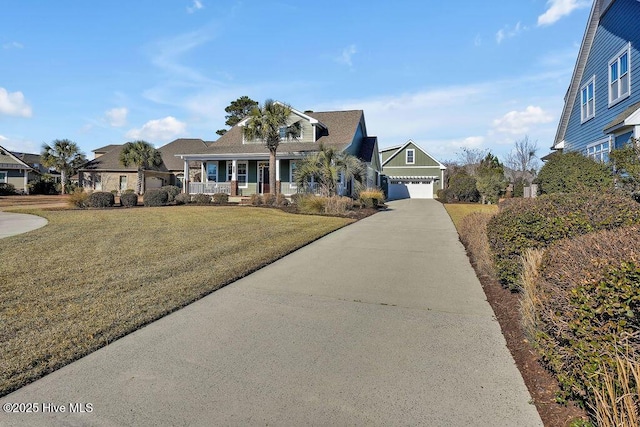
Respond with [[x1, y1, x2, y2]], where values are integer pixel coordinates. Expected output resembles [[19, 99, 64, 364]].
[[388, 180, 434, 199]]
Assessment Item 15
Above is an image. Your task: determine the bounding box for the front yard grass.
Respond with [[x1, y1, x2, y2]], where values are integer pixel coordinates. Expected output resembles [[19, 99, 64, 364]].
[[442, 203, 498, 231], [0, 206, 352, 396]]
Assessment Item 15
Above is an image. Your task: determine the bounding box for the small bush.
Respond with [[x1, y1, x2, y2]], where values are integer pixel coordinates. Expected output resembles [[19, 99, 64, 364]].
[[212, 193, 229, 204], [263, 193, 276, 206], [192, 193, 211, 204], [143, 189, 169, 206], [536, 151, 613, 195], [436, 188, 446, 200], [0, 183, 17, 195], [161, 185, 181, 203], [175, 193, 191, 205], [111, 189, 118, 195], [275, 193, 289, 207], [298, 195, 326, 214], [458, 212, 496, 280], [68, 188, 89, 208], [28, 177, 57, 195], [120, 192, 138, 207], [87, 191, 115, 208], [487, 192, 640, 290], [447, 171, 480, 202], [325, 196, 354, 215], [123, 189, 136, 194], [359, 188, 385, 208], [290, 193, 304, 205], [533, 226, 640, 406], [249, 194, 263, 206]]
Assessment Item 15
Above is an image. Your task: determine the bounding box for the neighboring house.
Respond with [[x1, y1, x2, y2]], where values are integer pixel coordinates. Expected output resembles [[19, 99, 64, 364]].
[[174, 105, 382, 197], [380, 140, 446, 199], [78, 139, 209, 193], [0, 145, 36, 194], [551, 0, 640, 160]]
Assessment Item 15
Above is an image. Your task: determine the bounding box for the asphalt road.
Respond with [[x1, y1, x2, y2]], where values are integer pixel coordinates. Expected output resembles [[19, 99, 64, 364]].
[[0, 199, 542, 426]]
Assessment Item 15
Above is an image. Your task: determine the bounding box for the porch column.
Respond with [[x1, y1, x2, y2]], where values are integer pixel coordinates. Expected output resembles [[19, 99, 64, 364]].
[[275, 159, 281, 194], [230, 159, 238, 197], [183, 159, 189, 193], [24, 169, 29, 195], [201, 162, 206, 183]]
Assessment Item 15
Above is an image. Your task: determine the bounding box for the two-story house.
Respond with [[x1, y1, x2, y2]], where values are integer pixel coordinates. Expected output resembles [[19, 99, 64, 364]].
[[551, 0, 640, 160]]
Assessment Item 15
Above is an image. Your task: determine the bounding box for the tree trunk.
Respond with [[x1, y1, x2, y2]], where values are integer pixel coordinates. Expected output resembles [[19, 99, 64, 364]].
[[60, 170, 67, 195], [137, 168, 144, 195], [269, 149, 277, 195]]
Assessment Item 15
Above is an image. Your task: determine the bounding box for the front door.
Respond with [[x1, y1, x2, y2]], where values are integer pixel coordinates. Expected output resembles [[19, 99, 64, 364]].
[[258, 162, 270, 194]]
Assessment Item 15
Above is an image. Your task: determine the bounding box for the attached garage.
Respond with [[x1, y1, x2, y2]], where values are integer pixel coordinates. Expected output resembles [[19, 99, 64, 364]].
[[388, 177, 435, 199]]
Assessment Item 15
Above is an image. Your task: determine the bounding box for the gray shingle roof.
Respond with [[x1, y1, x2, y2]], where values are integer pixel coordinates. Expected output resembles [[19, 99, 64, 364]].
[[603, 101, 640, 132]]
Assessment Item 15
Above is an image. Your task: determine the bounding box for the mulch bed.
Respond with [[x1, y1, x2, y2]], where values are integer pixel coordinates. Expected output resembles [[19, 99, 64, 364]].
[[475, 269, 589, 426]]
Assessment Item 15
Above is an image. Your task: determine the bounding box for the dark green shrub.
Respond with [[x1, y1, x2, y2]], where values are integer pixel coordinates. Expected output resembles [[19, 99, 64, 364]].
[[534, 226, 640, 405], [487, 192, 640, 290], [192, 193, 211, 204], [536, 151, 612, 195], [120, 192, 138, 207], [175, 193, 191, 205], [447, 171, 480, 202], [161, 185, 181, 202], [436, 188, 446, 200], [249, 194, 262, 206], [0, 183, 17, 195], [143, 189, 169, 206], [87, 191, 115, 208], [212, 193, 229, 204], [28, 176, 58, 194]]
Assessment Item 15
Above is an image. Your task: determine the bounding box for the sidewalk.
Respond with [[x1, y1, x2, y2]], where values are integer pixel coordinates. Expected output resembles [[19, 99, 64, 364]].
[[0, 199, 542, 426], [0, 211, 47, 239]]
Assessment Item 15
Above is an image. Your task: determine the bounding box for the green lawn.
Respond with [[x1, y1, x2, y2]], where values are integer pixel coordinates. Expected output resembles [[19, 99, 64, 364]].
[[0, 206, 352, 396], [443, 203, 498, 231]]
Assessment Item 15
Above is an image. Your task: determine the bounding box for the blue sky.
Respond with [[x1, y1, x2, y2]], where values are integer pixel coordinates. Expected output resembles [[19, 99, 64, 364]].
[[1, 0, 593, 162]]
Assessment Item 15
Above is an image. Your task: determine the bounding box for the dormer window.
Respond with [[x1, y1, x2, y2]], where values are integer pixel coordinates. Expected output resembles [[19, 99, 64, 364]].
[[609, 43, 631, 106]]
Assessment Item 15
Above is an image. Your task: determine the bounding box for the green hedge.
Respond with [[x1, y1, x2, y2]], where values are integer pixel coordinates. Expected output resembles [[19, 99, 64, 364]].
[[192, 194, 211, 204], [534, 226, 640, 404], [87, 191, 115, 208], [143, 189, 169, 207], [120, 192, 138, 207], [212, 193, 229, 204], [487, 192, 640, 290], [175, 193, 191, 205], [160, 185, 181, 202]]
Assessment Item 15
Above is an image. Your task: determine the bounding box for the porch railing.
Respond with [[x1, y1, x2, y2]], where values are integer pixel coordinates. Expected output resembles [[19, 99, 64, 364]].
[[189, 182, 231, 194], [281, 182, 347, 197]]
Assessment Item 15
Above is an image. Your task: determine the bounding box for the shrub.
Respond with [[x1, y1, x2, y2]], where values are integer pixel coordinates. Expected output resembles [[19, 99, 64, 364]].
[[359, 188, 385, 208], [532, 226, 640, 407], [275, 193, 289, 207], [192, 193, 211, 204], [249, 194, 263, 206], [87, 191, 115, 208], [120, 192, 138, 207], [212, 193, 229, 204], [28, 176, 58, 195], [536, 151, 612, 195], [324, 196, 354, 215], [161, 185, 181, 203], [298, 194, 326, 214], [447, 171, 480, 202], [123, 188, 136, 194], [263, 193, 276, 206], [110, 189, 118, 195], [0, 183, 17, 195], [487, 192, 640, 290], [143, 189, 169, 206], [290, 193, 304, 205], [458, 212, 496, 280], [436, 188, 446, 200], [175, 193, 191, 205], [68, 188, 89, 208]]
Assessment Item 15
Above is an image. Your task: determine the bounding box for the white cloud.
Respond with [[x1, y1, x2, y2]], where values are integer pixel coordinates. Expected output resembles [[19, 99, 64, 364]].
[[2, 41, 23, 49], [336, 44, 357, 68], [126, 116, 187, 143], [496, 22, 527, 44], [538, 0, 591, 26], [105, 107, 128, 127], [492, 106, 554, 136], [187, 0, 204, 13], [0, 87, 32, 117]]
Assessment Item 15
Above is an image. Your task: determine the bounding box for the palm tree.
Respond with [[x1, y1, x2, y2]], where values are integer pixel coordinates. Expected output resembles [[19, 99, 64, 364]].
[[41, 139, 86, 194], [242, 99, 301, 195], [119, 140, 162, 195], [294, 144, 366, 197]]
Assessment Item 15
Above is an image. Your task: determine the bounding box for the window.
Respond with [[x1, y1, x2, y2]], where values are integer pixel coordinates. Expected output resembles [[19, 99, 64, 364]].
[[581, 76, 595, 122], [237, 162, 248, 188], [119, 175, 127, 191], [406, 149, 415, 164], [290, 161, 297, 188], [279, 124, 302, 141], [0, 171, 7, 183], [206, 162, 217, 182], [587, 138, 611, 163], [609, 43, 631, 106], [227, 162, 233, 182]]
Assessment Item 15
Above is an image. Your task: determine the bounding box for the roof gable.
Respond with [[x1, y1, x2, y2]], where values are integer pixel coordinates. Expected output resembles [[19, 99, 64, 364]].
[[381, 140, 445, 169], [0, 145, 33, 170]]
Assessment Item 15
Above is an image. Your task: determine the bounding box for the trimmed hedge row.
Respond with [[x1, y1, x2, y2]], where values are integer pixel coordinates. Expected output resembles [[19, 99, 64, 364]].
[[143, 189, 168, 206], [487, 192, 640, 290], [120, 192, 138, 207], [534, 226, 640, 404], [87, 191, 115, 208]]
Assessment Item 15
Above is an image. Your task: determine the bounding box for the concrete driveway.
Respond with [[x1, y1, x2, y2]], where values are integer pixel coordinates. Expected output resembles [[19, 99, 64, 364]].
[[0, 199, 542, 426], [0, 211, 47, 239]]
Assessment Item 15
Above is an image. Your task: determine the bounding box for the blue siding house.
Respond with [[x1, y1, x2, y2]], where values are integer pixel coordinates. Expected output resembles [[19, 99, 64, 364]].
[[552, 0, 640, 160]]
